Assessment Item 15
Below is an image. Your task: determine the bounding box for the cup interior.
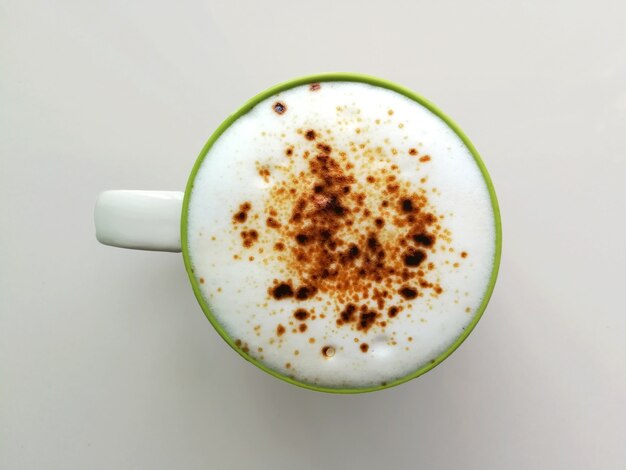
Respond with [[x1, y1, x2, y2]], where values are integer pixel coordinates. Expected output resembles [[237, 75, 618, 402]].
[[180, 73, 502, 393]]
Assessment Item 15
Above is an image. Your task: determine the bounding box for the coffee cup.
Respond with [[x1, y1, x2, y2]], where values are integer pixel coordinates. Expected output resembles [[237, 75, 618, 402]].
[[95, 73, 502, 393]]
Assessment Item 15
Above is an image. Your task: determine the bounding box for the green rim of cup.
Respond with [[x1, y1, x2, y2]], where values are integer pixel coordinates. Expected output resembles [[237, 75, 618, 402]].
[[181, 72, 502, 394]]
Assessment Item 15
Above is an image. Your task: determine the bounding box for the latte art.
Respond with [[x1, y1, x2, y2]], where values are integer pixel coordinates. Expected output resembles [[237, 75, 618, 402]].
[[187, 81, 496, 388]]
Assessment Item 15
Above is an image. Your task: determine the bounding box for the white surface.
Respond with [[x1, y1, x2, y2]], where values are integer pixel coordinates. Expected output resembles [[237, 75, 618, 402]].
[[187, 81, 496, 388], [95, 190, 183, 252], [1, 0, 625, 469]]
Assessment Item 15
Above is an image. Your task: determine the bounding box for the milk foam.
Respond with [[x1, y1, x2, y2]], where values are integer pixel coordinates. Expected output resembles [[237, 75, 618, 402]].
[[186, 81, 496, 389]]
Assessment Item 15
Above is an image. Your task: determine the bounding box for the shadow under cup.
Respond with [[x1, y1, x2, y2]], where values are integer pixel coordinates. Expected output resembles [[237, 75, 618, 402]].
[[181, 73, 502, 394]]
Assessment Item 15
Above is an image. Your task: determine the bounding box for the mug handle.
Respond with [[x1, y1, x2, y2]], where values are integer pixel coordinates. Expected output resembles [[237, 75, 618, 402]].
[[94, 190, 184, 252]]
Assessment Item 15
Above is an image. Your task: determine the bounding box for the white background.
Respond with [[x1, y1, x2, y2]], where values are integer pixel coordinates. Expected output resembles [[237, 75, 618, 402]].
[[1, 1, 625, 469]]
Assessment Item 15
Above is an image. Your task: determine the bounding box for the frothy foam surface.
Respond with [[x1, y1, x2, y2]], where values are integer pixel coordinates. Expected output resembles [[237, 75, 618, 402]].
[[187, 81, 496, 389]]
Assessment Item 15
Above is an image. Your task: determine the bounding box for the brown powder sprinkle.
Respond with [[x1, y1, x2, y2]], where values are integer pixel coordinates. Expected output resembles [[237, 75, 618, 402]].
[[267, 217, 281, 229], [357, 309, 379, 332], [339, 303, 356, 325], [270, 281, 294, 299], [230, 127, 452, 335], [276, 324, 286, 336], [403, 249, 426, 267], [295, 285, 316, 300], [360, 343, 369, 353], [294, 309, 310, 321], [316, 142, 332, 154], [233, 202, 251, 223], [401, 198, 414, 213], [240, 230, 258, 248], [273, 102, 287, 114], [413, 232, 435, 247], [399, 287, 418, 300], [258, 166, 271, 182]]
